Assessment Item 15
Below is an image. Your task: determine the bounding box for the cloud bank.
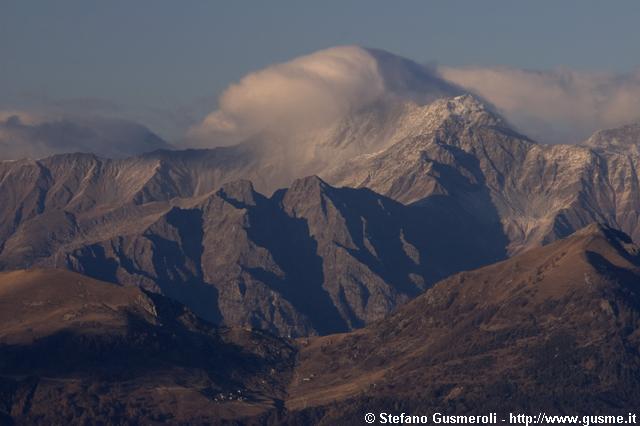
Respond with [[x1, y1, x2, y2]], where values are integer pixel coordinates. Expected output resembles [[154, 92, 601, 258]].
[[0, 113, 170, 160], [439, 66, 640, 144]]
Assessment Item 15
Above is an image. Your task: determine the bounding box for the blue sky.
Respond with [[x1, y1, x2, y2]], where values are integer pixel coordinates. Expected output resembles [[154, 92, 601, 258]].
[[2, 1, 640, 140]]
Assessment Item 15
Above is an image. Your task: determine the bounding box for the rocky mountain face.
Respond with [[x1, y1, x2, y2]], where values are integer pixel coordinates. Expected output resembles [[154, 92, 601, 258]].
[[0, 147, 259, 269], [1, 173, 452, 337], [0, 269, 295, 425], [584, 122, 640, 155], [3, 94, 640, 338], [328, 95, 640, 255], [284, 224, 640, 421]]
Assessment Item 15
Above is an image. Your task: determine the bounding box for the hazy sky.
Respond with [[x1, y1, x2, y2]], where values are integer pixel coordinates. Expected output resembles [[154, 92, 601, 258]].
[[2, 1, 640, 140]]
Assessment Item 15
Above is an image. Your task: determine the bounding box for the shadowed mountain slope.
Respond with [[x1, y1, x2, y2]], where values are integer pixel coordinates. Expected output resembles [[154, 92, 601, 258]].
[[0, 174, 473, 337], [0, 269, 295, 425], [285, 224, 640, 421], [57, 177, 438, 337]]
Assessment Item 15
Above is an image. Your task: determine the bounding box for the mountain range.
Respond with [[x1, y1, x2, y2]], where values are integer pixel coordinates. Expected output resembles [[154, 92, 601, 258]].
[[2, 93, 640, 337], [2, 46, 640, 423], [3, 223, 640, 423]]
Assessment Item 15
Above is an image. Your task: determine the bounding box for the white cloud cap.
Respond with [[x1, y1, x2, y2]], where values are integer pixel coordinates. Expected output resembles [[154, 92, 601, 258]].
[[188, 46, 386, 145]]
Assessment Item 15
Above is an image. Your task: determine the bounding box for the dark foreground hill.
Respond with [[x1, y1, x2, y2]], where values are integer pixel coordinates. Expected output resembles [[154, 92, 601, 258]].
[[0, 269, 294, 425], [284, 223, 640, 423]]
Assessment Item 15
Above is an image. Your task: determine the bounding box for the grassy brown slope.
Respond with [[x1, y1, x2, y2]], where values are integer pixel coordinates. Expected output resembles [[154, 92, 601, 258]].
[[0, 269, 151, 344], [287, 223, 640, 420], [0, 269, 295, 425]]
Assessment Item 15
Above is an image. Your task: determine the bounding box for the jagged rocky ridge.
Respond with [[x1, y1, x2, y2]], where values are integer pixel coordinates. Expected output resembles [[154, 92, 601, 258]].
[[5, 172, 486, 337], [3, 94, 640, 336], [329, 95, 640, 254], [63, 176, 435, 337]]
